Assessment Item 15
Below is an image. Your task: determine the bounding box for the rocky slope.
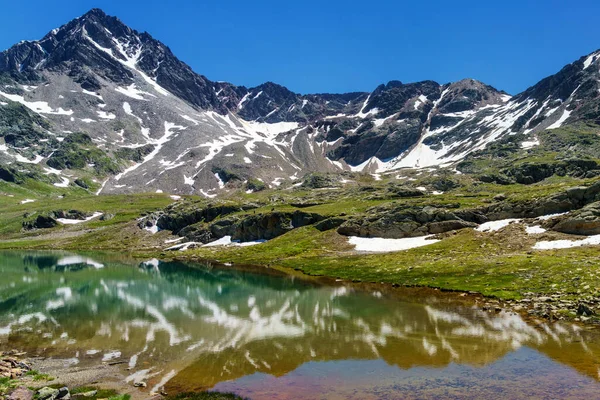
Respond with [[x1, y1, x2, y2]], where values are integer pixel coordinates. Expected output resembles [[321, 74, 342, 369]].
[[0, 8, 599, 196]]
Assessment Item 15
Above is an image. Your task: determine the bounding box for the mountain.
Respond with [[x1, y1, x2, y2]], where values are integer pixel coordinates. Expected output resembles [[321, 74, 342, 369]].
[[0, 8, 599, 196]]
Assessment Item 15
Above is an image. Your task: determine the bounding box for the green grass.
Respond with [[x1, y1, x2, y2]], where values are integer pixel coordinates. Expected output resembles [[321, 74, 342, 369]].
[[108, 395, 131, 400], [70, 386, 121, 399], [25, 370, 54, 381], [180, 225, 600, 301], [0, 377, 18, 396]]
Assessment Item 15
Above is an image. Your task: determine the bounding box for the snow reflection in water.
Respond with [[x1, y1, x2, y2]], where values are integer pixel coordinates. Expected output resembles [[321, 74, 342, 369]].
[[0, 251, 598, 397]]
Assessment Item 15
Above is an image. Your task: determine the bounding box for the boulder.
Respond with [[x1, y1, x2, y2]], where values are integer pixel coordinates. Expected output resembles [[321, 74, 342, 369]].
[[57, 387, 70, 400], [551, 202, 600, 235], [300, 173, 339, 189], [337, 205, 473, 238], [23, 215, 59, 230], [37, 387, 59, 400], [231, 211, 325, 242], [577, 303, 595, 317], [157, 203, 241, 233], [52, 210, 91, 220]]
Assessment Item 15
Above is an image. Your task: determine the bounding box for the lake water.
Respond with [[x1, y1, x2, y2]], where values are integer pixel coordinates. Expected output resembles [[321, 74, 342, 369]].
[[0, 251, 599, 399]]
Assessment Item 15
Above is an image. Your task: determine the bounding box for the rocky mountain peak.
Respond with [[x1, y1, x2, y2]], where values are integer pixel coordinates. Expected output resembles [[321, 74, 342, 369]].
[[437, 79, 508, 114], [1, 9, 599, 196]]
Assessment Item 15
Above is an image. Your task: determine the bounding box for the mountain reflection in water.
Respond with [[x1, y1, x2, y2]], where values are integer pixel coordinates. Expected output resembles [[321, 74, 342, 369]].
[[0, 251, 598, 398]]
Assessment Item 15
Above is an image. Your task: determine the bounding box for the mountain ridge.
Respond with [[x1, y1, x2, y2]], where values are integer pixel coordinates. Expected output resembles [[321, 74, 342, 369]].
[[0, 8, 599, 196]]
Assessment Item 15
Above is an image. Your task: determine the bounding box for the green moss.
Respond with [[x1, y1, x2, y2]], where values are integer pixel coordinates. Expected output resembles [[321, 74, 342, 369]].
[[0, 376, 18, 395], [46, 132, 121, 175], [245, 178, 266, 192], [115, 144, 155, 162]]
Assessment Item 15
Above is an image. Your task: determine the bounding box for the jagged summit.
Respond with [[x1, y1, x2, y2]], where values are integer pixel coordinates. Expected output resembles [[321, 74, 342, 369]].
[[0, 9, 599, 196]]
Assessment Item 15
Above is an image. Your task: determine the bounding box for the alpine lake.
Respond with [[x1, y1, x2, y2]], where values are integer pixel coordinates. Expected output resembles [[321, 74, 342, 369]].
[[0, 251, 599, 399]]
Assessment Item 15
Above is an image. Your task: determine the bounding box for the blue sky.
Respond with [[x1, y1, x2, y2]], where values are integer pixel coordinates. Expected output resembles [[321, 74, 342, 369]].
[[2, 0, 599, 95]]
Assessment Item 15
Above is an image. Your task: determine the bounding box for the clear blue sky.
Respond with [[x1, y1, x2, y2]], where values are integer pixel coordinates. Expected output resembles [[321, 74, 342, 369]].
[[1, 0, 599, 95]]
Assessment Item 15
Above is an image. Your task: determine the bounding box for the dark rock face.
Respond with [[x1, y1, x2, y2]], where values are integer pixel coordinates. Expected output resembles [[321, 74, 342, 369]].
[[501, 159, 600, 185], [486, 181, 600, 221], [156, 203, 242, 234], [325, 78, 509, 168], [228, 211, 325, 242], [0, 166, 22, 183], [337, 181, 600, 239], [232, 81, 367, 124], [314, 217, 347, 232], [157, 205, 326, 243], [23, 215, 59, 230], [337, 205, 477, 238], [301, 173, 339, 189]]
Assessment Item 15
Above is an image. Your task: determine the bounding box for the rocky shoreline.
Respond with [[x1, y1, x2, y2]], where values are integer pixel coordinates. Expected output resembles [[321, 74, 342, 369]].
[[0, 350, 152, 400]]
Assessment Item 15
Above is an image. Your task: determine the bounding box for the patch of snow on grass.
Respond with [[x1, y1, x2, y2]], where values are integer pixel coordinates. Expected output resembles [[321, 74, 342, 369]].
[[165, 237, 184, 244], [521, 138, 540, 148], [57, 212, 103, 225], [537, 212, 568, 221], [165, 241, 197, 251], [53, 177, 70, 188], [476, 218, 521, 232], [200, 189, 217, 199], [202, 235, 266, 248], [526, 226, 546, 234], [533, 234, 600, 250], [144, 222, 159, 234], [20, 199, 36, 204], [349, 235, 440, 252], [14, 154, 44, 164]]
